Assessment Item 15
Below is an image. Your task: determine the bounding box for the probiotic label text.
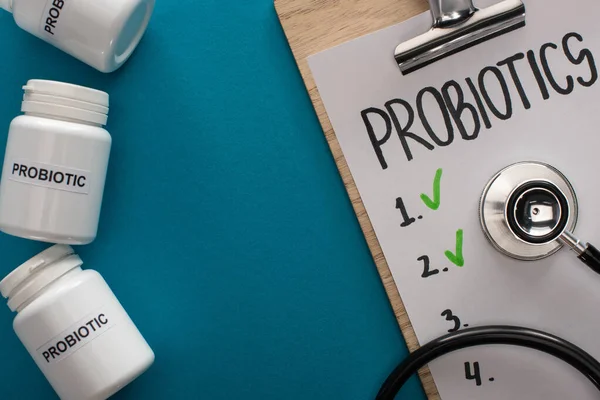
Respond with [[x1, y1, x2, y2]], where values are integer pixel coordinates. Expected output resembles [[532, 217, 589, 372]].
[[8, 160, 90, 195], [42, 0, 67, 37], [36, 309, 116, 364]]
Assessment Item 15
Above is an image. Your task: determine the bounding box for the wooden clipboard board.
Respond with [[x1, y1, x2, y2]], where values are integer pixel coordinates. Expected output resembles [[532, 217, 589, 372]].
[[274, 0, 439, 398]]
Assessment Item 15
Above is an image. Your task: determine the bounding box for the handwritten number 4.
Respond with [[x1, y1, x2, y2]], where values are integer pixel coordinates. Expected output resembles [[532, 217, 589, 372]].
[[465, 362, 482, 386]]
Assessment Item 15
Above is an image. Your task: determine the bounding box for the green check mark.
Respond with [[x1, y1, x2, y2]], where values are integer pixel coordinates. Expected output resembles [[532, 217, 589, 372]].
[[445, 229, 464, 267], [420, 168, 443, 210]]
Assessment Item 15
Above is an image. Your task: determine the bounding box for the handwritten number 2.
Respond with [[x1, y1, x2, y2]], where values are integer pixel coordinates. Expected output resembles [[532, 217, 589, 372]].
[[418, 255, 439, 278], [441, 309, 460, 332]]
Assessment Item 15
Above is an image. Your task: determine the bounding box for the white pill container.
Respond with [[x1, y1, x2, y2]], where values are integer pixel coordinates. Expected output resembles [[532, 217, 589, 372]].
[[0, 245, 155, 400], [0, 0, 154, 72], [0, 80, 112, 245]]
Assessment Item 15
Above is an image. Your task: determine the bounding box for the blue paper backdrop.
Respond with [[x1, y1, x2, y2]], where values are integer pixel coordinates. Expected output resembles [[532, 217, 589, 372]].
[[0, 1, 425, 399]]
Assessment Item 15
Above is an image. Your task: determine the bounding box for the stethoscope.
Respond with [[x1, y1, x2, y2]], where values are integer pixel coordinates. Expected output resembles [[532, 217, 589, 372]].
[[377, 161, 600, 400]]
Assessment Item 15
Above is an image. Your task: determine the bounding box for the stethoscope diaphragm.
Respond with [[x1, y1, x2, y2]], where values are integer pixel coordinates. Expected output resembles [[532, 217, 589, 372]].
[[479, 161, 578, 261], [480, 161, 600, 274]]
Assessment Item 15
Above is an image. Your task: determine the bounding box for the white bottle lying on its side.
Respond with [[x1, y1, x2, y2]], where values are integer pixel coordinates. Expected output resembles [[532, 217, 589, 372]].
[[0, 245, 155, 400], [0, 0, 155, 72]]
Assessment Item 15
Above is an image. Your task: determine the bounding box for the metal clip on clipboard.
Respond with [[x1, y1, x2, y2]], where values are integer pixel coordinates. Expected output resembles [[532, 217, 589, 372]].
[[395, 0, 526, 74]]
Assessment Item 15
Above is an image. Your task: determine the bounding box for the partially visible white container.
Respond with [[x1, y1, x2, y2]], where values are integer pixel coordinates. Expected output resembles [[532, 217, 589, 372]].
[[0, 244, 155, 400], [0, 0, 155, 73], [0, 79, 112, 245]]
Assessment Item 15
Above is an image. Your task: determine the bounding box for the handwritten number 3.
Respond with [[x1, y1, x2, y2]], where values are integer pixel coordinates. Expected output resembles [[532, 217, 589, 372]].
[[441, 309, 461, 332]]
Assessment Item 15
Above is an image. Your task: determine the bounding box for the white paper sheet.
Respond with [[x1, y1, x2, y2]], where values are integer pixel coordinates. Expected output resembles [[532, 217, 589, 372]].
[[308, 0, 600, 398]]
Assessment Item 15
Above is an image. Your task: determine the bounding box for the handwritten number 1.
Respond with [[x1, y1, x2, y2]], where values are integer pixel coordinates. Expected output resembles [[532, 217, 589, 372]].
[[441, 309, 461, 332], [396, 197, 416, 227]]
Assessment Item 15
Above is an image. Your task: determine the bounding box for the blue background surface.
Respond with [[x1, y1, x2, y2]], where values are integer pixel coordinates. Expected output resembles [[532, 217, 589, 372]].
[[0, 1, 426, 399]]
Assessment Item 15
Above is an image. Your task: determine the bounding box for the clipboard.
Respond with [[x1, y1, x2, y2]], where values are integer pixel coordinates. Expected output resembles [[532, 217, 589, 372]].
[[274, 0, 438, 397], [276, 0, 600, 397]]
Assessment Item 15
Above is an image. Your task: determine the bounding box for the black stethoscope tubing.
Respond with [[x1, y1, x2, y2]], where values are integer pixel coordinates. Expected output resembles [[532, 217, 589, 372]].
[[376, 325, 600, 399]]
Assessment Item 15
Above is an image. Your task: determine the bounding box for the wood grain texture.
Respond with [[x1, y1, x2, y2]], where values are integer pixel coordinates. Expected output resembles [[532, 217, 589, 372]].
[[274, 0, 440, 398]]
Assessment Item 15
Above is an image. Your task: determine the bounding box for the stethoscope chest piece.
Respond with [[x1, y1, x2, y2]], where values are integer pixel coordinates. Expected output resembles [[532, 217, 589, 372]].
[[479, 162, 578, 261]]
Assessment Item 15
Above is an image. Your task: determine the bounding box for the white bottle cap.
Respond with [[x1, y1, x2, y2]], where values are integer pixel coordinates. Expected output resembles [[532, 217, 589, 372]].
[[0, 245, 83, 312], [21, 80, 109, 126], [109, 0, 155, 71], [73, 0, 155, 72], [0, 0, 12, 12]]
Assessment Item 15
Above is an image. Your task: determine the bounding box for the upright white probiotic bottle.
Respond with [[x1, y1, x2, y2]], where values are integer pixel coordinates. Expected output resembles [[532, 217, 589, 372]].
[[0, 80, 112, 244], [0, 0, 155, 72], [0, 245, 155, 400]]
